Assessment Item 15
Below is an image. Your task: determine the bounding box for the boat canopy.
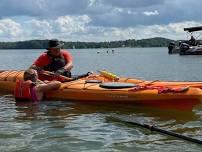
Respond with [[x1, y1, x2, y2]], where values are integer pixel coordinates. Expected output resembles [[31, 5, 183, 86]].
[[184, 26, 202, 32]]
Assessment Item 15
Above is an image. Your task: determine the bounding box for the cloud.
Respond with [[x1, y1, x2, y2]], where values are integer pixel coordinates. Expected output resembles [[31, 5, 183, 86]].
[[0, 0, 90, 18], [54, 15, 91, 33], [0, 0, 46, 17], [102, 0, 164, 8], [0, 0, 202, 41], [1, 14, 202, 42], [25, 19, 52, 39], [0, 0, 202, 28], [0, 0, 165, 19], [0, 18, 22, 41], [143, 10, 159, 16], [58, 21, 202, 42], [0, 15, 91, 41], [86, 0, 202, 27]]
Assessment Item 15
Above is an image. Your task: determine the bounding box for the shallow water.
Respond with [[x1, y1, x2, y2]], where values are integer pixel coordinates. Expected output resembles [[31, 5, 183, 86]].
[[0, 48, 202, 151]]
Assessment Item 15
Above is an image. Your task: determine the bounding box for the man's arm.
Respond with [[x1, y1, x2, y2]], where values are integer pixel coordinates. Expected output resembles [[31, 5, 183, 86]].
[[62, 51, 73, 71], [64, 61, 73, 71], [29, 53, 49, 71], [29, 65, 44, 72]]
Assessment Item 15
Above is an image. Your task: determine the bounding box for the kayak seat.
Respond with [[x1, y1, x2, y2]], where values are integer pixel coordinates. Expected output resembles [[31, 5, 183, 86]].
[[99, 82, 137, 89]]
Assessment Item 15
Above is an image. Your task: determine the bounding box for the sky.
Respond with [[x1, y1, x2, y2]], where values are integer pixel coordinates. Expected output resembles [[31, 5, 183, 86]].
[[0, 0, 202, 42]]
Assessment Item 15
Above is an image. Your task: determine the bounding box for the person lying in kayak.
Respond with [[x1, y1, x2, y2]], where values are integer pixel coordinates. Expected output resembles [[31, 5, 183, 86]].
[[15, 69, 61, 102], [30, 39, 73, 77]]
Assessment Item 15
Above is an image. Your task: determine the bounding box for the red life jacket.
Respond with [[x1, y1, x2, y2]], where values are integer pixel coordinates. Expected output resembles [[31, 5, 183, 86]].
[[14, 80, 35, 101]]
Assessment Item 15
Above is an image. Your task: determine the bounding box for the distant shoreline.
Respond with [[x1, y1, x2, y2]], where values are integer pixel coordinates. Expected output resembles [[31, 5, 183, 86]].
[[0, 46, 168, 50], [0, 37, 173, 49]]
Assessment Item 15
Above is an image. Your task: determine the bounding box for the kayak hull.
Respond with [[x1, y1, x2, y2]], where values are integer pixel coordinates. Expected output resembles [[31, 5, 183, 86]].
[[0, 70, 202, 110], [47, 85, 201, 110]]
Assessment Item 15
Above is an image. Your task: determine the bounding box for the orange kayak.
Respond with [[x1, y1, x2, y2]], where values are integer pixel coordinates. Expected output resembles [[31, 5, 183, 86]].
[[0, 70, 202, 110]]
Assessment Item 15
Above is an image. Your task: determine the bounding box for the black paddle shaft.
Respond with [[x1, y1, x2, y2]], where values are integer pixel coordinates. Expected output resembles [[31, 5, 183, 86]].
[[71, 72, 92, 80], [113, 118, 202, 145]]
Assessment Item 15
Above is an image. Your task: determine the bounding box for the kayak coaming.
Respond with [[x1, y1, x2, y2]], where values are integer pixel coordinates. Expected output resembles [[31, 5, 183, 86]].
[[85, 75, 202, 88], [0, 70, 202, 110]]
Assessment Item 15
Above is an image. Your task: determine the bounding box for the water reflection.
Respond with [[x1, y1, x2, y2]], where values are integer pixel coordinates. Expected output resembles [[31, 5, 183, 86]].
[[0, 94, 202, 151], [0, 91, 201, 126], [12, 100, 201, 124]]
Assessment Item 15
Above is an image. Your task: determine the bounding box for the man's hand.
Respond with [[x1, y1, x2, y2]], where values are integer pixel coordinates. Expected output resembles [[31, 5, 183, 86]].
[[55, 68, 66, 75], [30, 65, 44, 73]]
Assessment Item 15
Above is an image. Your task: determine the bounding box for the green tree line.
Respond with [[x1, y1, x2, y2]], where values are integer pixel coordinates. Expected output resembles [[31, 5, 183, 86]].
[[0, 37, 173, 49]]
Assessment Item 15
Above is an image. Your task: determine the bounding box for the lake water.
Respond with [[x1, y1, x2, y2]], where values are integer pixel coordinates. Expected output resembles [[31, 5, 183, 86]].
[[0, 48, 202, 151]]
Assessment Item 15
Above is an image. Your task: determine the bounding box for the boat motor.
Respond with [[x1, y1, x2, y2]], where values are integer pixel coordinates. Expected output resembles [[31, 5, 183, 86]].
[[168, 42, 175, 54]]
